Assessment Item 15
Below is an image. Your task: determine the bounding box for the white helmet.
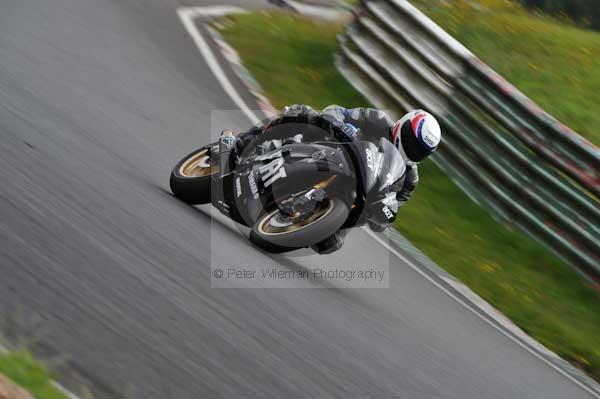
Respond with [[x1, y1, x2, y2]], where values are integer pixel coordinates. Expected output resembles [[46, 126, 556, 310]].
[[390, 110, 441, 162]]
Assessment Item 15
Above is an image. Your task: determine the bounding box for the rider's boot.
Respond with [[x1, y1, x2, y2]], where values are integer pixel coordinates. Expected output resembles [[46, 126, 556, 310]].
[[311, 229, 348, 255]]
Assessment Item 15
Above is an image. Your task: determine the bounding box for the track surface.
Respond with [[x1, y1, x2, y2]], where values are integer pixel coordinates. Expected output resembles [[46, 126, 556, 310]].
[[0, 0, 595, 398]]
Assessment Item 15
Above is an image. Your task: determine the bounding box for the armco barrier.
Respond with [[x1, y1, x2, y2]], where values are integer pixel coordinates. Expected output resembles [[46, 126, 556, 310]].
[[336, 0, 600, 280]]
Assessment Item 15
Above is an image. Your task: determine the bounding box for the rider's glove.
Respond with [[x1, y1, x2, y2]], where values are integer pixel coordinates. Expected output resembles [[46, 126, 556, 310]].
[[330, 120, 359, 142], [341, 123, 359, 140]]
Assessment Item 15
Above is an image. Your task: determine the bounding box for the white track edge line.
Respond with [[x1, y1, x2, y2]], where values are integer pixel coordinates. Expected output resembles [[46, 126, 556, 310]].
[[177, 7, 261, 126], [362, 229, 599, 397]]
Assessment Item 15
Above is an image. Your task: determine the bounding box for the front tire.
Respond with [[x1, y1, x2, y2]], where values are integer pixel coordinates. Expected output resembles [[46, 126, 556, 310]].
[[250, 197, 350, 252], [170, 145, 218, 204]]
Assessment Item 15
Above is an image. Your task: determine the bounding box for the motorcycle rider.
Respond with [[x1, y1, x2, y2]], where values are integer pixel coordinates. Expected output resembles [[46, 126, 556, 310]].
[[229, 104, 442, 254]]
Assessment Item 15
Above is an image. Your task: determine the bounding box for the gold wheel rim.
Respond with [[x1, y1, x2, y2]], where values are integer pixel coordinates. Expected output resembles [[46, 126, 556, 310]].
[[257, 199, 335, 236], [179, 149, 218, 177]]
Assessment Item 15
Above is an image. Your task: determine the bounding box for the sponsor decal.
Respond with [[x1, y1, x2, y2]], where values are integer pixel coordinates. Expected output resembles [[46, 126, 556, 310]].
[[422, 133, 436, 149], [382, 205, 394, 220], [365, 148, 374, 171], [235, 177, 242, 197], [258, 157, 287, 188], [248, 172, 259, 199]]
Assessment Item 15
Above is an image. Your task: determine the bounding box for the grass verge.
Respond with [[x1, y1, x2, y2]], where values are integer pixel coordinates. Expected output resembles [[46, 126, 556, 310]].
[[0, 349, 68, 399], [218, 10, 600, 381], [412, 0, 600, 146]]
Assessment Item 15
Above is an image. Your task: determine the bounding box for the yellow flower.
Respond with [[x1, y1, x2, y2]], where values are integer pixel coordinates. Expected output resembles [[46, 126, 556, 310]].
[[479, 263, 497, 273], [575, 355, 591, 366]]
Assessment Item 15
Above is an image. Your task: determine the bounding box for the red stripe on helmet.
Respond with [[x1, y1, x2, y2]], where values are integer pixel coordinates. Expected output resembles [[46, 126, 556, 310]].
[[411, 113, 426, 137], [391, 122, 402, 144]]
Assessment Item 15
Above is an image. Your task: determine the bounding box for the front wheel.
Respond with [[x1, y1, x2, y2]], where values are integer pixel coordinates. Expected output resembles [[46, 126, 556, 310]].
[[170, 144, 218, 204], [249, 197, 350, 253]]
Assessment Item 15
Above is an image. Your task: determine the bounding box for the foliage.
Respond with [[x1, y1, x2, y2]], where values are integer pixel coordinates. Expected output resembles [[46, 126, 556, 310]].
[[414, 0, 600, 146], [0, 350, 68, 399], [522, 0, 600, 30]]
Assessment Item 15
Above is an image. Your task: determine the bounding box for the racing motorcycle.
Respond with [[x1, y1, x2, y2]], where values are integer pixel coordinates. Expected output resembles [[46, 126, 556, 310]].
[[169, 127, 405, 253]]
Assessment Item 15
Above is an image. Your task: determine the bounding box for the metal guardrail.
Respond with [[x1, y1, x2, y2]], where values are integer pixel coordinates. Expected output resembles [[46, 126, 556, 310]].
[[335, 0, 600, 280]]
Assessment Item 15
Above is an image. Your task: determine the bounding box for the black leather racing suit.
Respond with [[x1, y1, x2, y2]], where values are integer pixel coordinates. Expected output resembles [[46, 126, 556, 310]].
[[236, 104, 419, 254]]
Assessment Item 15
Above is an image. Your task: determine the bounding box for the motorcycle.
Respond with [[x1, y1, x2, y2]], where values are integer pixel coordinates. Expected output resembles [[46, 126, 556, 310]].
[[170, 128, 405, 253]]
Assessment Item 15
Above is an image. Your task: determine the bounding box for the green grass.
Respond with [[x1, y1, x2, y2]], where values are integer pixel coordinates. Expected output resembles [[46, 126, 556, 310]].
[[219, 10, 600, 381], [412, 0, 600, 146], [0, 349, 68, 399], [218, 11, 366, 110]]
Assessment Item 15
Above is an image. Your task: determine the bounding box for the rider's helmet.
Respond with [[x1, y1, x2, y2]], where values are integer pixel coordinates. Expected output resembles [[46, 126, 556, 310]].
[[390, 110, 441, 162]]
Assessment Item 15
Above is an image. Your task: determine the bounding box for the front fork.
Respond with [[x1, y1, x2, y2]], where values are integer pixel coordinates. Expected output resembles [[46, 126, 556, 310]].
[[218, 130, 236, 178], [212, 130, 250, 225]]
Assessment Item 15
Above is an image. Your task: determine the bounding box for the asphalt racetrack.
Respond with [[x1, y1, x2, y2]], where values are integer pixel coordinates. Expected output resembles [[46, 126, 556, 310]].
[[0, 0, 597, 398]]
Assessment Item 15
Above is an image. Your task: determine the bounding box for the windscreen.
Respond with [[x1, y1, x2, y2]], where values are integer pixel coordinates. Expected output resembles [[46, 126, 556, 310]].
[[376, 138, 406, 193]]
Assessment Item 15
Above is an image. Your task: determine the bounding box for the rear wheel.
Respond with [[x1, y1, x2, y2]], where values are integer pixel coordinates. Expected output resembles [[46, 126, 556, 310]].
[[170, 145, 218, 204], [250, 197, 349, 252]]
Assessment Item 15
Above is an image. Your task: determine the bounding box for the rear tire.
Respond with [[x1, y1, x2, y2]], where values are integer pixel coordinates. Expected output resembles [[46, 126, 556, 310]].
[[170, 145, 217, 205], [250, 197, 350, 252]]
